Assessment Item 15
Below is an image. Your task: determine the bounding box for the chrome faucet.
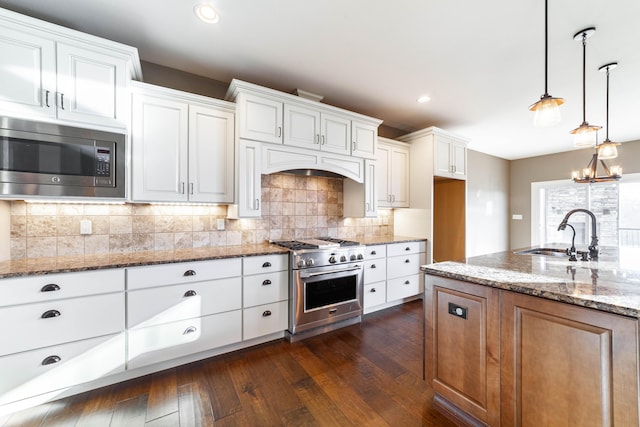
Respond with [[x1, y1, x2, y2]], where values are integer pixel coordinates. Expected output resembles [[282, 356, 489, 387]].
[[557, 209, 599, 260]]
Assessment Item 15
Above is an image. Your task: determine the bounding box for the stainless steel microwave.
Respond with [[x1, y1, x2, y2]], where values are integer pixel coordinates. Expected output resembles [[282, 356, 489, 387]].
[[0, 118, 125, 199]]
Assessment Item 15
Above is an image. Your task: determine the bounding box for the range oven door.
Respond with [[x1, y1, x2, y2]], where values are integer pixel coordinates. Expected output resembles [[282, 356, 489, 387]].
[[290, 264, 363, 335]]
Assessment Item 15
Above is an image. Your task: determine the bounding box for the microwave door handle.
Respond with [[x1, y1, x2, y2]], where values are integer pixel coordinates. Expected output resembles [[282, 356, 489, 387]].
[[302, 266, 362, 278]]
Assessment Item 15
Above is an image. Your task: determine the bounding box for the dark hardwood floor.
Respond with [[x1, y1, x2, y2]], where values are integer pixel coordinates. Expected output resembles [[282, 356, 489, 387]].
[[1, 300, 455, 426]]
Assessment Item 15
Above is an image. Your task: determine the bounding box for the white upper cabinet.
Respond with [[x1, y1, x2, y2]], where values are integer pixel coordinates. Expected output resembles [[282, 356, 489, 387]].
[[283, 103, 320, 149], [376, 138, 409, 208], [237, 92, 283, 144], [351, 121, 377, 159], [434, 135, 467, 179], [131, 83, 235, 203], [321, 112, 351, 155], [0, 8, 141, 129], [234, 139, 262, 218]]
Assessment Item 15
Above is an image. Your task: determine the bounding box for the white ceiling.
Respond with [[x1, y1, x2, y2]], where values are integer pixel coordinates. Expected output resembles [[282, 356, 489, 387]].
[[1, 0, 639, 160]]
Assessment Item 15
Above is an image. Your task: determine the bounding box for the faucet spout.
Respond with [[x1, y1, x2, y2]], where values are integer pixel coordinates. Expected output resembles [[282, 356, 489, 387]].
[[557, 209, 599, 259]]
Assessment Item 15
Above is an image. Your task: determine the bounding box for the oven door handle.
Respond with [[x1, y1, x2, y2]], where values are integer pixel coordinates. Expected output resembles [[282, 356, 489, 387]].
[[301, 265, 362, 278]]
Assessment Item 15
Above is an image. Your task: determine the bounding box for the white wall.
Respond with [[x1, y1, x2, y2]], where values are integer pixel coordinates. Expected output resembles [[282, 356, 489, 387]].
[[466, 150, 510, 257]]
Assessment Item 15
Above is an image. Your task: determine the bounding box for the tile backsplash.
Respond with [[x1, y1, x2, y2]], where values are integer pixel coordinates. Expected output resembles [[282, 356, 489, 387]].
[[9, 173, 393, 259]]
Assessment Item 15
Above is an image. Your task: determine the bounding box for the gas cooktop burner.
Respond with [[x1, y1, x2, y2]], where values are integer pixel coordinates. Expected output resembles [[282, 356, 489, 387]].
[[272, 237, 361, 250]]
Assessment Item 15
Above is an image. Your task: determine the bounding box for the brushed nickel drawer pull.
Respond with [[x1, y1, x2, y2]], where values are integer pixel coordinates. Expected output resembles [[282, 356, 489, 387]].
[[371, 250, 377, 255], [41, 309, 61, 319], [184, 290, 197, 297], [262, 262, 272, 268], [45, 90, 50, 107], [42, 355, 61, 365], [404, 280, 410, 285], [41, 284, 60, 292], [371, 264, 376, 269], [405, 259, 410, 263], [183, 269, 197, 276], [405, 246, 411, 251], [183, 326, 197, 335], [370, 288, 377, 293], [262, 279, 272, 286], [262, 310, 272, 317]]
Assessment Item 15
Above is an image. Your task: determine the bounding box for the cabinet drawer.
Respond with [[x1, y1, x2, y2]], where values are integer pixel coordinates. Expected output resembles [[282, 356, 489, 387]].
[[126, 258, 241, 290], [387, 253, 422, 279], [0, 332, 125, 405], [387, 274, 422, 301], [364, 245, 386, 260], [364, 282, 386, 308], [386, 241, 425, 257], [127, 277, 241, 329], [0, 293, 124, 356], [243, 301, 288, 341], [0, 269, 124, 307], [243, 254, 288, 276], [127, 310, 242, 370], [363, 259, 386, 284], [243, 271, 288, 308]]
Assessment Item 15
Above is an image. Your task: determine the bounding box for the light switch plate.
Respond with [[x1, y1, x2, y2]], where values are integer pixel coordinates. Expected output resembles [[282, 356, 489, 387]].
[[512, 214, 523, 220], [216, 218, 225, 230]]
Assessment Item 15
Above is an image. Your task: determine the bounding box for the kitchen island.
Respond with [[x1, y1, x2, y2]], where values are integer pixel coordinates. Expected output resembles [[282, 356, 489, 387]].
[[422, 246, 640, 426]]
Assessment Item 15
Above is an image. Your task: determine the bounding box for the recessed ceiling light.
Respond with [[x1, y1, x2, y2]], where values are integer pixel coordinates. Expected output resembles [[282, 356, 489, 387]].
[[417, 95, 431, 104], [194, 2, 219, 23]]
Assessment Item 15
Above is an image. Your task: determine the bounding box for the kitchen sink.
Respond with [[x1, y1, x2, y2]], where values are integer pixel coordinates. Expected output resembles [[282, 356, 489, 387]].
[[515, 247, 568, 257]]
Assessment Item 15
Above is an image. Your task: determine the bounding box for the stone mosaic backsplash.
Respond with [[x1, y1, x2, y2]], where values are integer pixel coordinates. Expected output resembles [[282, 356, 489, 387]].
[[9, 173, 393, 259]]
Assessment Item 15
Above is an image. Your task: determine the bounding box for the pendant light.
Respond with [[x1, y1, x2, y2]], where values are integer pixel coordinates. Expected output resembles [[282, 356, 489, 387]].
[[596, 62, 620, 159], [529, 0, 564, 126], [570, 27, 601, 147]]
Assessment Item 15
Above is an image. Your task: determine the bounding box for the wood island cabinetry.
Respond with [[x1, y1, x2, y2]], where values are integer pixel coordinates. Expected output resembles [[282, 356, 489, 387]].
[[425, 274, 640, 426]]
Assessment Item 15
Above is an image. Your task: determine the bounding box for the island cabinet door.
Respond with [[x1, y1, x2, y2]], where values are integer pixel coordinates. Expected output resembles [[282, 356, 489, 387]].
[[500, 291, 639, 427], [424, 275, 500, 426]]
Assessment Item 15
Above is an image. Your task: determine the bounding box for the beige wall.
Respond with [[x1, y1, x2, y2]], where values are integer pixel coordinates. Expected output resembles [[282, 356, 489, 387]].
[[466, 150, 510, 256], [510, 139, 640, 249]]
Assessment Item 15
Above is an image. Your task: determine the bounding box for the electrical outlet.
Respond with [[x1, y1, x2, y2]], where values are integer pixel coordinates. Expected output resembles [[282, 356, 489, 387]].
[[80, 219, 92, 235], [216, 218, 225, 230]]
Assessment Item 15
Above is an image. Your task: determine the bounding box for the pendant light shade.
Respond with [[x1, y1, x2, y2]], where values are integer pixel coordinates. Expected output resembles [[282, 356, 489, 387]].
[[571, 27, 601, 147], [530, 0, 564, 126], [596, 62, 620, 160]]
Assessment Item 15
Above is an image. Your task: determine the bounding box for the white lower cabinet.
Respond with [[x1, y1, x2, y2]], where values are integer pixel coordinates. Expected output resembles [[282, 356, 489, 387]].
[[0, 333, 125, 405], [0, 269, 125, 407], [363, 241, 426, 314], [242, 254, 289, 340], [127, 310, 242, 370], [126, 258, 243, 369]]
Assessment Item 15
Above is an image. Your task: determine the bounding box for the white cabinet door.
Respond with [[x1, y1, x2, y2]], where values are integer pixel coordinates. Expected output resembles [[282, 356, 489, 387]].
[[238, 93, 282, 144], [283, 103, 320, 150], [131, 93, 189, 202], [390, 145, 410, 206], [55, 43, 127, 127], [321, 113, 351, 155], [434, 135, 453, 177], [0, 26, 56, 118], [351, 121, 377, 159], [188, 105, 235, 203], [451, 140, 467, 179], [364, 159, 377, 217], [376, 143, 391, 207], [237, 139, 262, 217]]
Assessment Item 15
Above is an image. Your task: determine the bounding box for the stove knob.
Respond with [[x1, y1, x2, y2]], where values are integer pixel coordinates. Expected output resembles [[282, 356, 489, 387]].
[[297, 259, 306, 268], [356, 253, 364, 260], [350, 254, 357, 261], [306, 258, 315, 267], [340, 255, 347, 262], [329, 256, 337, 264]]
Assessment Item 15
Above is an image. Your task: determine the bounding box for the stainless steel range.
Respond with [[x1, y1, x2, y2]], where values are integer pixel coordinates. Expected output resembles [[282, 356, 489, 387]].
[[272, 237, 365, 341]]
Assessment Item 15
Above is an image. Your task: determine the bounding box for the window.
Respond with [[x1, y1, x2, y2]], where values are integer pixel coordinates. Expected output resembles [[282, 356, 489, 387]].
[[531, 174, 640, 248]]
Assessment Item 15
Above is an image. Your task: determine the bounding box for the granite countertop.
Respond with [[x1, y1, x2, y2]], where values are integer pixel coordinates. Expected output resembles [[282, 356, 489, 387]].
[[360, 235, 426, 245], [0, 235, 426, 279], [421, 244, 640, 318], [0, 244, 288, 279]]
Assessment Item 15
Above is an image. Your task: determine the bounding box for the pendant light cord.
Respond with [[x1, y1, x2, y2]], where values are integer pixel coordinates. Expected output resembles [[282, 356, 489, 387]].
[[581, 33, 587, 124], [544, 0, 548, 95]]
